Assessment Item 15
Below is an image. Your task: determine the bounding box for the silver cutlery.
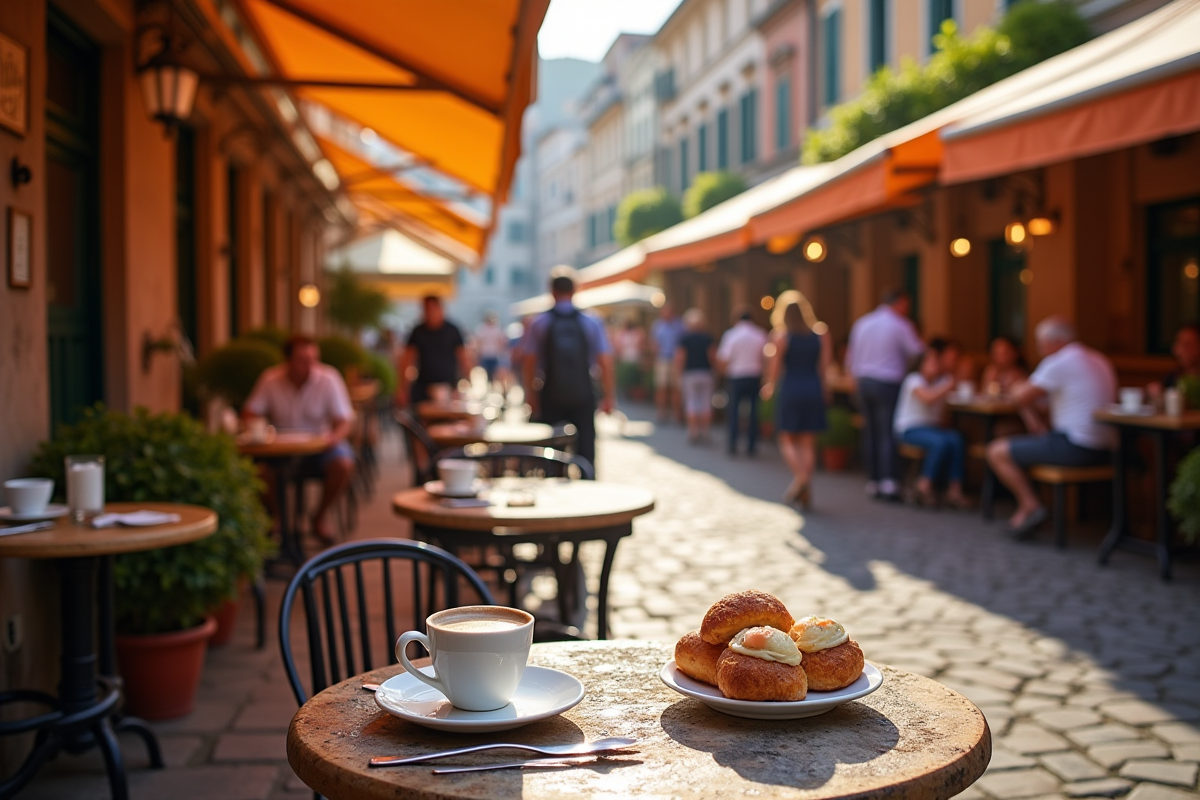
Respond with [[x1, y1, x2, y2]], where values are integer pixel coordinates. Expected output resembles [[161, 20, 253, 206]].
[[0, 521, 55, 538], [362, 683, 380, 692], [432, 755, 614, 774], [369, 737, 638, 768]]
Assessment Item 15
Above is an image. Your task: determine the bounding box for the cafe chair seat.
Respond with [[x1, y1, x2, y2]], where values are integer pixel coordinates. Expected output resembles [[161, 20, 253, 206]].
[[1028, 464, 1115, 549]]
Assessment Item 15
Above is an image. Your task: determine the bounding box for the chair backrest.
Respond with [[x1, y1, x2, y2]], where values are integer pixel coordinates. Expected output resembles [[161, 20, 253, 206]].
[[278, 538, 495, 705], [543, 423, 578, 454], [393, 409, 440, 486], [434, 443, 595, 480]]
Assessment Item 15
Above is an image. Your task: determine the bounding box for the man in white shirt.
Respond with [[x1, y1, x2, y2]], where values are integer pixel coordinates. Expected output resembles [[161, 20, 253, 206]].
[[716, 309, 769, 456], [846, 289, 925, 501], [244, 335, 355, 543], [987, 316, 1116, 539], [473, 312, 509, 385]]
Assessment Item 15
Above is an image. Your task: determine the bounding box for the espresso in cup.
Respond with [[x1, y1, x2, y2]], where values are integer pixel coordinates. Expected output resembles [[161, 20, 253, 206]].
[[395, 606, 534, 711]]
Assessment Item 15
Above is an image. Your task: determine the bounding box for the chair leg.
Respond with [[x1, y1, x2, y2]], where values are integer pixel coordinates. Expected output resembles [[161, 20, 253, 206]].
[[252, 574, 267, 649], [1053, 484, 1067, 549]]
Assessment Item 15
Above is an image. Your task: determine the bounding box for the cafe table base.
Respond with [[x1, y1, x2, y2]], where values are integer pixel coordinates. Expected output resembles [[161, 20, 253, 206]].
[[0, 557, 163, 800], [287, 640, 991, 800], [1098, 425, 1178, 579]]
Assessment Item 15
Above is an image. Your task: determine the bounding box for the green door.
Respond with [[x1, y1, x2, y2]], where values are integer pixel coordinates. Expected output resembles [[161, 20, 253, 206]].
[[989, 239, 1027, 345], [45, 13, 103, 428]]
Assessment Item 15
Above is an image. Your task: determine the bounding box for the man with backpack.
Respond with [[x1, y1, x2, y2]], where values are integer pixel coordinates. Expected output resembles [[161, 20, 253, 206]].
[[519, 268, 615, 470]]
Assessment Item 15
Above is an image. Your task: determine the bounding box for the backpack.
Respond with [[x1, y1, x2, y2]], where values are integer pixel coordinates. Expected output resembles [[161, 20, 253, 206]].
[[541, 308, 594, 408]]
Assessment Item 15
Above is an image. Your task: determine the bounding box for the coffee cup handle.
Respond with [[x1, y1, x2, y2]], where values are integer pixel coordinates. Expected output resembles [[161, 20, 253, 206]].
[[395, 631, 446, 695]]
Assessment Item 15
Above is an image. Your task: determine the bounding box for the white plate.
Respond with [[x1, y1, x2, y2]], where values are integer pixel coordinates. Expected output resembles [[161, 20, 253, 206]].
[[659, 659, 883, 720], [1106, 404, 1156, 417], [374, 665, 584, 733], [423, 479, 488, 499], [0, 504, 69, 522]]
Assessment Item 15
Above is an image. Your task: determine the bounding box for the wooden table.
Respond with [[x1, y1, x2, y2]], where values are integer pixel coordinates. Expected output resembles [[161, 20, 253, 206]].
[[392, 479, 654, 638], [1094, 409, 1200, 579], [416, 400, 483, 423], [0, 503, 217, 800], [426, 421, 559, 449], [239, 432, 328, 568], [947, 396, 1021, 519], [287, 640, 991, 800]]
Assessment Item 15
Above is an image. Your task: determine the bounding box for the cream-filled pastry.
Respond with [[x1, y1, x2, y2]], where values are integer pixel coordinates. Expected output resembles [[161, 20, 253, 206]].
[[788, 616, 863, 691], [729, 626, 802, 666], [789, 615, 848, 652]]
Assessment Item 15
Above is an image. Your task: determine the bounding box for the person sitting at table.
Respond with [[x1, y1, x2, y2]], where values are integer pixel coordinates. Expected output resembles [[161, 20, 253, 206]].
[[980, 335, 1029, 396], [894, 343, 971, 509], [396, 295, 472, 407], [244, 335, 355, 544], [1148, 323, 1200, 403], [986, 316, 1116, 539]]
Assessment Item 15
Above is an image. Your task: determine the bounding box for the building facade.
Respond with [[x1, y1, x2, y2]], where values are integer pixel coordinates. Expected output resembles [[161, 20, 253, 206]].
[[535, 125, 589, 279]]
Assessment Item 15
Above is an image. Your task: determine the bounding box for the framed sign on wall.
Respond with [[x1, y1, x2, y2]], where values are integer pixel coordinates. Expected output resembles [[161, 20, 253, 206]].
[[0, 30, 29, 137], [8, 207, 31, 288]]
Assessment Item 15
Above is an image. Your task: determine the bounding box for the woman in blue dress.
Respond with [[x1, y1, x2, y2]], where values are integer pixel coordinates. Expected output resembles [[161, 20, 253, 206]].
[[763, 298, 830, 508]]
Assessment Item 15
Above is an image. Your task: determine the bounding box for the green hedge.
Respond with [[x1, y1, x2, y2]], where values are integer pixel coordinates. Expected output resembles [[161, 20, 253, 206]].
[[615, 187, 683, 246], [683, 172, 748, 219]]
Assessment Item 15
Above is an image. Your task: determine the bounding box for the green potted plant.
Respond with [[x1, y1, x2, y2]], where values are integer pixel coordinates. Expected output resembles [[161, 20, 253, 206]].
[[242, 325, 291, 350], [819, 407, 858, 472], [362, 350, 398, 399], [29, 406, 273, 719], [194, 337, 282, 410], [317, 334, 368, 384], [1168, 447, 1200, 545]]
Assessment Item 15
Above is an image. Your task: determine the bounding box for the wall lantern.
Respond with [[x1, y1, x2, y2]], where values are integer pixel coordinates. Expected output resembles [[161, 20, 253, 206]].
[[1004, 221, 1028, 247], [760, 295, 775, 310], [1027, 215, 1057, 236], [135, 14, 199, 135], [802, 235, 827, 263], [949, 237, 972, 257], [298, 284, 321, 308]]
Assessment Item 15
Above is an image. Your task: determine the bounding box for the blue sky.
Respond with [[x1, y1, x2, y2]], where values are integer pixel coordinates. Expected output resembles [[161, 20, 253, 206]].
[[538, 0, 684, 62]]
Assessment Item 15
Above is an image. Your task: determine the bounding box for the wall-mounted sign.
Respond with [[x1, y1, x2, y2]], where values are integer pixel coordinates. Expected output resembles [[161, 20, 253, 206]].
[[0, 30, 29, 137], [8, 207, 31, 288]]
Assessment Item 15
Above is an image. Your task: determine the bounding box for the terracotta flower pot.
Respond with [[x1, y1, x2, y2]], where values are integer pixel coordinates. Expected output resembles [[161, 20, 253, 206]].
[[209, 597, 241, 648], [116, 616, 216, 720], [822, 445, 851, 472]]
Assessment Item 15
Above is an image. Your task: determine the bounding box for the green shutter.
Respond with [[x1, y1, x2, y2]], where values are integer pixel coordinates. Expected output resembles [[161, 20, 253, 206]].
[[680, 137, 690, 191], [717, 109, 729, 170], [824, 10, 841, 106], [870, 0, 887, 72], [930, 0, 953, 53], [698, 123, 708, 172], [775, 77, 791, 151]]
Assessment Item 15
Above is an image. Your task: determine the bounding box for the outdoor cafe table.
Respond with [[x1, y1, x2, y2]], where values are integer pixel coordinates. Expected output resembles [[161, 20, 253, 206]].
[[946, 396, 1020, 519], [286, 640, 991, 800], [392, 479, 655, 639], [426, 420, 560, 449], [416, 400, 484, 423], [238, 432, 328, 568], [1094, 409, 1200, 579], [0, 502, 217, 800]]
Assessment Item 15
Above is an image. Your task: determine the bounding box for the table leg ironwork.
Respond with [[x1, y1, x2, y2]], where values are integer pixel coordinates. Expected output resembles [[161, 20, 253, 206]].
[[1098, 426, 1174, 580]]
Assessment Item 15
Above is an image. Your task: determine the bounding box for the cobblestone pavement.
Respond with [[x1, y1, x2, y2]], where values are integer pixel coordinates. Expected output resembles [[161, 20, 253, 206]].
[[16, 408, 1200, 799]]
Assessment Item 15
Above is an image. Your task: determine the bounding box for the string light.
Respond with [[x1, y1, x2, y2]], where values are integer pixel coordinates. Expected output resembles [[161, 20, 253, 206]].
[[950, 238, 972, 257], [803, 236, 827, 263], [760, 296, 775, 310], [1005, 221, 1027, 246], [298, 284, 321, 308]]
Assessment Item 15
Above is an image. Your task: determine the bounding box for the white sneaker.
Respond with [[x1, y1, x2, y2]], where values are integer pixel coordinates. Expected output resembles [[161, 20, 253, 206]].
[[880, 479, 900, 496]]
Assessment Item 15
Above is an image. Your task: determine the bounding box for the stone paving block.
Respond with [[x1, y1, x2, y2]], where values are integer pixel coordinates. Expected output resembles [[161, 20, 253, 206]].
[[1027, 681, 1076, 698], [1150, 722, 1200, 744], [988, 748, 1039, 771], [991, 659, 1049, 679], [1103, 701, 1191, 727], [129, 765, 280, 800], [1062, 778, 1134, 798], [1015, 696, 1065, 714], [951, 786, 988, 799], [977, 767, 1063, 799], [1086, 740, 1170, 769], [1068, 724, 1144, 747], [1003, 723, 1073, 755], [948, 667, 1024, 692], [1035, 709, 1105, 732], [1039, 752, 1108, 782], [941, 680, 1015, 707], [1171, 743, 1200, 762], [1118, 759, 1199, 788], [233, 699, 301, 732], [149, 700, 240, 734], [1125, 782, 1200, 800], [212, 732, 288, 762]]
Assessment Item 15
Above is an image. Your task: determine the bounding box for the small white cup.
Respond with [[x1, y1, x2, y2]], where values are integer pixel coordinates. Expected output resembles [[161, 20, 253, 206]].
[[4, 478, 54, 514], [247, 418, 270, 443], [1119, 387, 1144, 412], [395, 606, 534, 711], [956, 381, 974, 401], [1164, 388, 1184, 417], [437, 459, 478, 494]]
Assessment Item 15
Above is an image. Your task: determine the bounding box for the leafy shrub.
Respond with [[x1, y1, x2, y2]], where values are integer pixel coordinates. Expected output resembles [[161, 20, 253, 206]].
[[1168, 447, 1200, 544], [819, 406, 858, 448], [29, 406, 274, 634], [802, 1, 1090, 164], [615, 187, 683, 246], [1177, 376, 1200, 410], [317, 334, 367, 380], [362, 350, 398, 398], [242, 326, 290, 350], [683, 172, 748, 219], [327, 266, 391, 333], [194, 338, 282, 410]]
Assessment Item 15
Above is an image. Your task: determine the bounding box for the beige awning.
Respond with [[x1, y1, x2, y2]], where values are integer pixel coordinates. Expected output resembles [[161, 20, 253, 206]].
[[510, 280, 664, 317], [328, 229, 456, 299]]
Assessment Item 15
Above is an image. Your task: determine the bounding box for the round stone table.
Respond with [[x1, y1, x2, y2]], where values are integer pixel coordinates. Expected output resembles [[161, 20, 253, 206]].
[[287, 640, 991, 800]]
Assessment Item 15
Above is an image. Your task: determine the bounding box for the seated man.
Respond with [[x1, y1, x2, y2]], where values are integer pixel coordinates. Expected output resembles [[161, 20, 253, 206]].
[[244, 335, 355, 544], [986, 316, 1115, 539]]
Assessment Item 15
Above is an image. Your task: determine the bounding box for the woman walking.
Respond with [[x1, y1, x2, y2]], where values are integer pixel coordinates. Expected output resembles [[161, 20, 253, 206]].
[[763, 295, 830, 508], [675, 308, 716, 443]]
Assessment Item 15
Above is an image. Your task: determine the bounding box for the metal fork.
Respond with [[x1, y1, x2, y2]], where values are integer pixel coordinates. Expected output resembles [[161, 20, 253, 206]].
[[368, 737, 638, 768]]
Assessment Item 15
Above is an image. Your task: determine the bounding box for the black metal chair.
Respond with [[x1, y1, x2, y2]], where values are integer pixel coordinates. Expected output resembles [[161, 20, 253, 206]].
[[394, 409, 440, 487], [435, 443, 595, 480], [278, 538, 495, 707]]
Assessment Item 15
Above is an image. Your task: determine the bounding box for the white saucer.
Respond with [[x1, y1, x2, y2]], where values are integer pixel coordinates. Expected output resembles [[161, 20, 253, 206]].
[[423, 479, 488, 499], [659, 659, 883, 720], [374, 665, 584, 733], [0, 504, 69, 522], [1106, 403, 1156, 417]]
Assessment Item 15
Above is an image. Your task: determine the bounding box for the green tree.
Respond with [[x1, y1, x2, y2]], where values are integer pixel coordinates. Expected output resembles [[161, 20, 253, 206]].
[[802, 1, 1090, 164], [614, 187, 684, 245], [683, 172, 748, 219], [326, 265, 391, 333]]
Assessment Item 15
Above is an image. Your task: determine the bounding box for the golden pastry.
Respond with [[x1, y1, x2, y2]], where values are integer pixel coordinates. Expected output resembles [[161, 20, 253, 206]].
[[674, 630, 726, 685], [715, 627, 807, 701], [789, 616, 864, 691], [700, 590, 794, 645]]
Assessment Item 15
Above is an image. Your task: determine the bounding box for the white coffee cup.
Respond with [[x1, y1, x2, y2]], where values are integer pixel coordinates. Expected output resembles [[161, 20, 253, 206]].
[[437, 459, 478, 494], [956, 380, 974, 401], [247, 417, 270, 443], [395, 606, 534, 711], [1165, 387, 1184, 417], [4, 478, 54, 514], [1119, 387, 1144, 412]]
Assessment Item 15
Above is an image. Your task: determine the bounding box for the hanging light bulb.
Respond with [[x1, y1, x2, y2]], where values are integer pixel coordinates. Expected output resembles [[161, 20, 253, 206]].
[[1005, 221, 1028, 246], [298, 284, 321, 308], [950, 238, 972, 257], [802, 235, 827, 263], [1027, 215, 1056, 236]]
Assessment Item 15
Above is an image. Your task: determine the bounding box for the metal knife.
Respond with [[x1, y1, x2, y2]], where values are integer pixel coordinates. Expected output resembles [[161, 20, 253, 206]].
[[431, 755, 606, 774], [0, 521, 55, 537]]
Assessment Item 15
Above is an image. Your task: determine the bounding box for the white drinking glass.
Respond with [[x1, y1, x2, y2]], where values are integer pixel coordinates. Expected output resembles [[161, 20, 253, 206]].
[[66, 455, 105, 524]]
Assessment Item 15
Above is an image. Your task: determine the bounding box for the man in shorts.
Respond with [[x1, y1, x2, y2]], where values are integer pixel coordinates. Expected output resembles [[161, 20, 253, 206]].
[[986, 316, 1116, 539]]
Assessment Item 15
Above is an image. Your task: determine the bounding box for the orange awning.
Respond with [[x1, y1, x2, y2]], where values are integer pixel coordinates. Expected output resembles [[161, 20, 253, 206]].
[[237, 0, 547, 214]]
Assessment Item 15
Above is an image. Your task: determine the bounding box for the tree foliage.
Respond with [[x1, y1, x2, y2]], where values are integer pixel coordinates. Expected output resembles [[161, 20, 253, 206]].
[[1169, 446, 1200, 544], [802, 1, 1091, 164], [614, 187, 684, 246], [194, 337, 282, 410], [326, 265, 391, 333], [683, 171, 749, 219]]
